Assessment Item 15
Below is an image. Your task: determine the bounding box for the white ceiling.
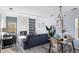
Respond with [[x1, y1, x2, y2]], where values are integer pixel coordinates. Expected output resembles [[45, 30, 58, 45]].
[[0, 6, 79, 16]]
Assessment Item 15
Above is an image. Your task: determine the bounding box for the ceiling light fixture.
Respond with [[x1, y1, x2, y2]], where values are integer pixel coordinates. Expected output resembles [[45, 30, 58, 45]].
[[71, 8, 78, 11], [9, 8, 13, 10], [50, 15, 53, 16], [57, 6, 65, 34]]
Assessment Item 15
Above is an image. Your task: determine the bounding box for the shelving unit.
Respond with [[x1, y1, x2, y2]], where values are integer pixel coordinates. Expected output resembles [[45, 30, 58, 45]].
[[29, 19, 36, 34]]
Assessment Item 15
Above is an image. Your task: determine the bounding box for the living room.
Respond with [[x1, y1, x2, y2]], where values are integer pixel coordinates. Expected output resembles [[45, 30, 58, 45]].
[[0, 6, 79, 53]]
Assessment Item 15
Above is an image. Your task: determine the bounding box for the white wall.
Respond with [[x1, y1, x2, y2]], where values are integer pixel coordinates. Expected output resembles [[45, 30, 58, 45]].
[[17, 16, 29, 35], [0, 14, 2, 39], [0, 14, 1, 29], [36, 16, 56, 34], [1, 7, 78, 38], [0, 9, 56, 35], [64, 9, 79, 37]]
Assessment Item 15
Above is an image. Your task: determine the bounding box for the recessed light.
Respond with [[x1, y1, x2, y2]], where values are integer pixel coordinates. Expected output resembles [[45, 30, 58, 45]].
[[71, 8, 77, 11], [9, 8, 13, 10], [50, 15, 53, 16]]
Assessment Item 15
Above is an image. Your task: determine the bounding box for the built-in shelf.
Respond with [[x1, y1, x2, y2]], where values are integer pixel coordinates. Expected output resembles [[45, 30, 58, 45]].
[[29, 19, 36, 34]]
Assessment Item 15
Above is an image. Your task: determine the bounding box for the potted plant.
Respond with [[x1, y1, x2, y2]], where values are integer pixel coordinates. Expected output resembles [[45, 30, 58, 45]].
[[46, 25, 56, 39]]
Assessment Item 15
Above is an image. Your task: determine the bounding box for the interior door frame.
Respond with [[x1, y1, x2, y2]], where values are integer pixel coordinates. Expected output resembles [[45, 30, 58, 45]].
[[1, 13, 18, 52], [75, 17, 79, 39]]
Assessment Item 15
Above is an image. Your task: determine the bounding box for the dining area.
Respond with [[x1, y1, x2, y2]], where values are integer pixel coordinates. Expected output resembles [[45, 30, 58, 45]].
[[45, 6, 79, 53], [48, 33, 79, 53]]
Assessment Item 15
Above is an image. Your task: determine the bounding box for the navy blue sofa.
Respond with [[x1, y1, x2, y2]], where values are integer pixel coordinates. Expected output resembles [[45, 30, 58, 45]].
[[23, 34, 49, 49]]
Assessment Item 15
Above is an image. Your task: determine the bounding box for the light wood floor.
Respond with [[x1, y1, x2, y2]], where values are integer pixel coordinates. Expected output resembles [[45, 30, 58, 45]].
[[1, 43, 79, 53], [1, 48, 16, 53]]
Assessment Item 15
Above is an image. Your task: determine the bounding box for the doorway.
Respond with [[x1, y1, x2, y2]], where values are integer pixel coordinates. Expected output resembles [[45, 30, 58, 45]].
[[75, 17, 79, 38], [1, 16, 17, 53]]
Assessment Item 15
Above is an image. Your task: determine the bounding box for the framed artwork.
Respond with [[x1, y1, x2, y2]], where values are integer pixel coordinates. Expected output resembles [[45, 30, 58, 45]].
[[41, 23, 44, 27]]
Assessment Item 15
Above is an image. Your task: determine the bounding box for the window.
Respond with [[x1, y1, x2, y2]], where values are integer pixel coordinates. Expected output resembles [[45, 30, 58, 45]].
[[75, 17, 79, 38], [6, 16, 17, 33], [7, 22, 16, 33]]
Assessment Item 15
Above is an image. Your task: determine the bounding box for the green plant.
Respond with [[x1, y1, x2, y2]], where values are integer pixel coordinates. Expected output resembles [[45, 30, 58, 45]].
[[46, 25, 56, 38]]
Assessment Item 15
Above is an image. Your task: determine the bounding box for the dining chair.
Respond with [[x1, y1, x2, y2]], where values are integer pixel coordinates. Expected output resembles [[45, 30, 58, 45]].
[[62, 34, 75, 53], [48, 39, 61, 53], [73, 39, 79, 53]]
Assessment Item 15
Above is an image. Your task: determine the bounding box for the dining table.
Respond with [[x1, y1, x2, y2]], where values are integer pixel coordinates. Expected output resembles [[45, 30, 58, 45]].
[[58, 38, 75, 53], [48, 38, 75, 53]]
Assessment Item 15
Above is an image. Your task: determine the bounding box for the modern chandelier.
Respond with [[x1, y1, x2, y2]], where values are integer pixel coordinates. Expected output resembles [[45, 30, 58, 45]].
[[57, 6, 65, 33]]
